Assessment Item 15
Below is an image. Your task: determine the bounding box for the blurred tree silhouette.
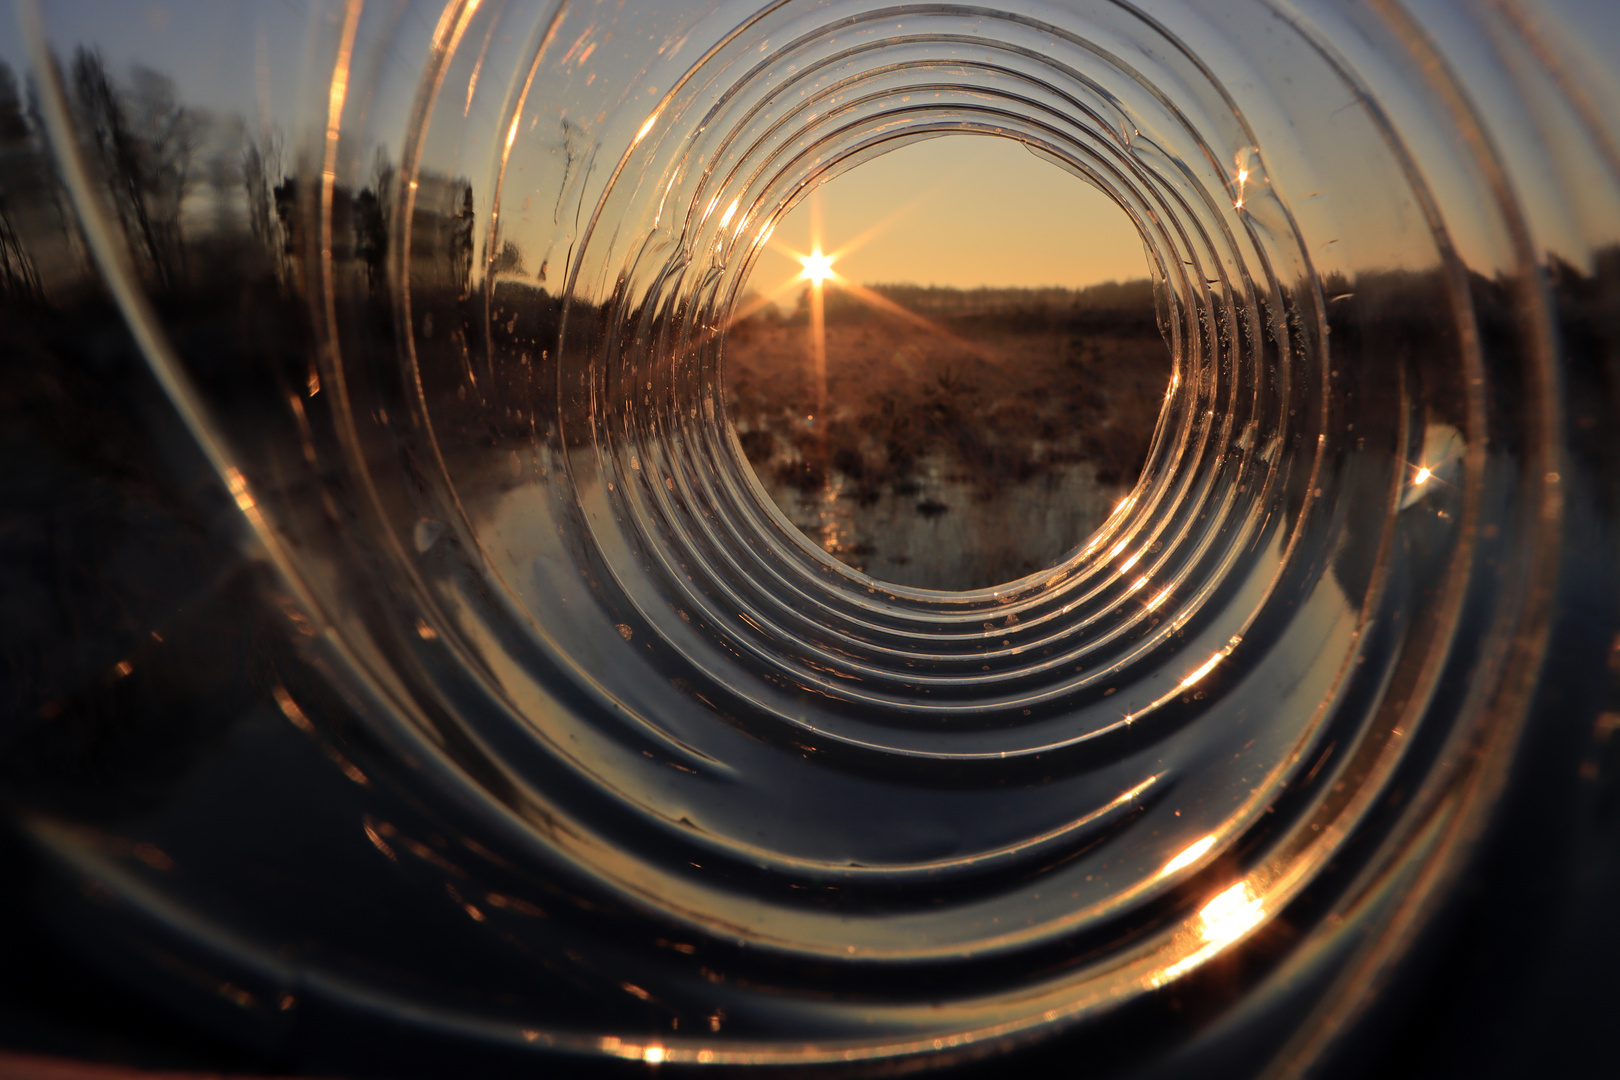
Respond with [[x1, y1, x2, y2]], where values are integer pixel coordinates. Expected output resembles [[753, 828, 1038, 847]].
[[492, 238, 525, 277], [0, 65, 45, 305], [70, 49, 207, 293]]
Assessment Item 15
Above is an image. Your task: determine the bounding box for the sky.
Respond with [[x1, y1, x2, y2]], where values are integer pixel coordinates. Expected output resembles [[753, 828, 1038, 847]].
[[13, 1, 1606, 298], [3, 2, 315, 125], [746, 135, 1152, 295]]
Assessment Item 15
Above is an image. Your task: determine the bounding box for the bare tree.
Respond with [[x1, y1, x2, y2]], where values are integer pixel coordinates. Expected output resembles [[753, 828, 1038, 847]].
[[71, 49, 208, 292], [353, 150, 394, 294], [0, 63, 44, 304]]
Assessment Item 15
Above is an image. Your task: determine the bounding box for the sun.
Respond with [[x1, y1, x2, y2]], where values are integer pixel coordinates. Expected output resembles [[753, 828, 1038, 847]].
[[799, 248, 836, 285]]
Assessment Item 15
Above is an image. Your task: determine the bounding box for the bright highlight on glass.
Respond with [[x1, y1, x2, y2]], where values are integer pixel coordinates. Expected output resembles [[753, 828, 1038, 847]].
[[1180, 653, 1224, 689], [1162, 835, 1218, 877], [1198, 881, 1265, 945]]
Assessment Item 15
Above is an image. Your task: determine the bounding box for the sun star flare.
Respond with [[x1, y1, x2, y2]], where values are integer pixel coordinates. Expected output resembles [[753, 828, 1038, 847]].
[[799, 248, 836, 285]]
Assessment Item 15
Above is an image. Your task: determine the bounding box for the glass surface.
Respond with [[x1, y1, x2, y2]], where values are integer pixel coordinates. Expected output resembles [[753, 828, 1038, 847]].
[[1, 1, 1617, 1075]]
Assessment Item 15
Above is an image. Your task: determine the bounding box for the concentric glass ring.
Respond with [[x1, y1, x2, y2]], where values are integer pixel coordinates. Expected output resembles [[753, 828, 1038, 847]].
[[3, 0, 1610, 1073]]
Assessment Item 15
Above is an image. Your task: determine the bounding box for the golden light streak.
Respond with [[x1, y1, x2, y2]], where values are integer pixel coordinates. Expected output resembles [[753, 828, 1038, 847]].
[[808, 262, 827, 425], [718, 170, 1001, 426], [805, 191, 828, 432], [813, 176, 949, 263], [432, 0, 485, 73], [323, 6, 361, 157], [321, 0, 365, 228], [726, 271, 812, 326], [835, 278, 1002, 361], [1197, 880, 1264, 944], [1414, 466, 1431, 485], [720, 169, 1008, 429], [463, 11, 498, 116], [1157, 952, 1201, 985], [1161, 835, 1216, 876], [1150, 878, 1268, 987], [687, 253, 818, 358], [810, 182, 823, 253], [1180, 652, 1224, 688], [224, 467, 254, 512], [760, 190, 996, 360], [493, 11, 560, 221]]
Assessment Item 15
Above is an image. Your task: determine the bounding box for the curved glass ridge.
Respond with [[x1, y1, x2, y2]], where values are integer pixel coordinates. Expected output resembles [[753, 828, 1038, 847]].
[[1, 0, 1616, 1074]]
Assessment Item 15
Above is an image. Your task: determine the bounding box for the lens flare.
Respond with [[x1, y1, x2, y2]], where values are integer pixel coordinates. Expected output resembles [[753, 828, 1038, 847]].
[[799, 248, 835, 285]]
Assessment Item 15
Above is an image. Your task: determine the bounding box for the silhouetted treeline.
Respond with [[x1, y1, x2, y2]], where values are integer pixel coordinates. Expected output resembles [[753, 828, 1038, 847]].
[[860, 279, 1157, 317]]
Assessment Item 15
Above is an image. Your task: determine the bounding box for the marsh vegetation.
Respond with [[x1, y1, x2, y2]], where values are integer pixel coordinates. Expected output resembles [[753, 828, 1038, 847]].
[[726, 280, 1172, 590]]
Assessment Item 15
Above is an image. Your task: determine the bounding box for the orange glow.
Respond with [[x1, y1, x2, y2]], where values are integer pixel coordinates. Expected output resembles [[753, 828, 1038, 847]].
[[1233, 153, 1253, 213], [1414, 466, 1432, 485], [750, 138, 1147, 289], [799, 248, 836, 285], [809, 263, 827, 424], [807, 193, 829, 428], [1180, 652, 1224, 689], [730, 178, 1030, 463], [273, 684, 315, 734], [1198, 880, 1264, 944], [224, 467, 254, 512], [754, 190, 981, 355], [1152, 878, 1269, 986], [744, 185, 993, 439], [464, 13, 497, 117], [1161, 835, 1216, 876]]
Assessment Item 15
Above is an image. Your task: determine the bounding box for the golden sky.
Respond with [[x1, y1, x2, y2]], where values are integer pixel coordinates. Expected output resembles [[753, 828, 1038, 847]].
[[747, 135, 1151, 295]]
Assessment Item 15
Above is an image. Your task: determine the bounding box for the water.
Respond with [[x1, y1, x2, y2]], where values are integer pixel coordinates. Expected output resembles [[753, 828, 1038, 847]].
[[725, 276, 1169, 590], [758, 453, 1123, 589]]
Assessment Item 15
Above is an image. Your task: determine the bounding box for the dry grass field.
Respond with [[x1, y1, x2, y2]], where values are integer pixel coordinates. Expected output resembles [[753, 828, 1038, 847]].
[[725, 281, 1172, 589]]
